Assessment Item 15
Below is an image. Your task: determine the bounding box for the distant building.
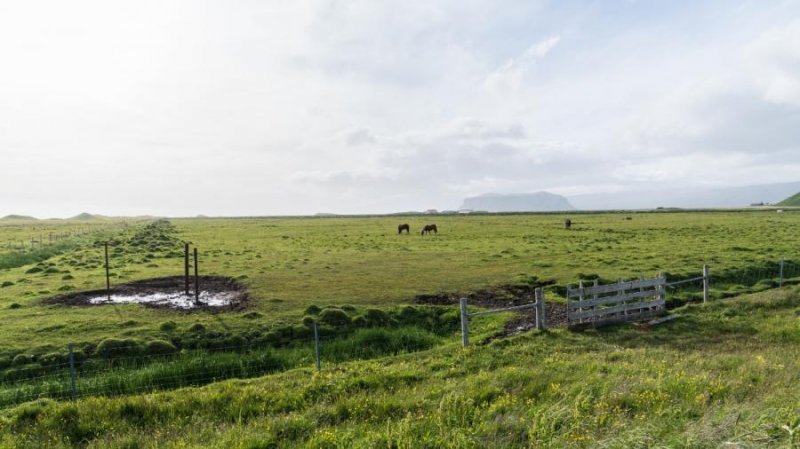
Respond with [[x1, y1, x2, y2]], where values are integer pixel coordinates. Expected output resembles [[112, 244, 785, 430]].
[[458, 209, 473, 214], [750, 202, 765, 207]]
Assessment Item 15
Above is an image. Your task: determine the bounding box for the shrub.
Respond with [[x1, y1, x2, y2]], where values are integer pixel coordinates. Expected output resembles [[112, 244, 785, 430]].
[[304, 305, 322, 315], [0, 356, 11, 369], [292, 324, 312, 339], [397, 305, 421, 323], [24, 267, 42, 274], [144, 340, 178, 356], [188, 323, 206, 333], [159, 321, 177, 332], [352, 315, 368, 327], [341, 305, 357, 313], [364, 309, 391, 326], [43, 267, 60, 274], [61, 274, 74, 280], [301, 315, 317, 327], [1, 281, 13, 288], [95, 338, 142, 358], [8, 303, 21, 309], [318, 309, 351, 327]]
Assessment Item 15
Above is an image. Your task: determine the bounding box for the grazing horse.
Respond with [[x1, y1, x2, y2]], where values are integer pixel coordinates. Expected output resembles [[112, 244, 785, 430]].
[[397, 223, 410, 234], [421, 224, 438, 235], [564, 218, 572, 229]]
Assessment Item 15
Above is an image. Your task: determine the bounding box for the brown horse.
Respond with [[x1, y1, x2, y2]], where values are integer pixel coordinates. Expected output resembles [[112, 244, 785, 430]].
[[398, 223, 410, 234], [564, 218, 572, 229], [421, 224, 438, 235]]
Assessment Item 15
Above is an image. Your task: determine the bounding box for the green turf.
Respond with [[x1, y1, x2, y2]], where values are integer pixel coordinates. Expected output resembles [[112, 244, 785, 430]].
[[1, 210, 800, 447], [778, 192, 800, 207], [1, 211, 799, 354], [2, 287, 800, 447]]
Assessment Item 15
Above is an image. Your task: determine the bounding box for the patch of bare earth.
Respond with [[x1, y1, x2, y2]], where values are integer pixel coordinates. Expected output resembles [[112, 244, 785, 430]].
[[414, 283, 568, 342], [42, 276, 249, 312]]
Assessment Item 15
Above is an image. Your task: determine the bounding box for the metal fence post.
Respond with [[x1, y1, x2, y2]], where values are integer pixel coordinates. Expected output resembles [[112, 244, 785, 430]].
[[194, 248, 199, 303], [460, 298, 469, 347], [104, 242, 110, 301], [535, 288, 546, 330], [780, 257, 785, 288], [313, 322, 321, 371], [68, 344, 77, 401], [703, 265, 710, 303]]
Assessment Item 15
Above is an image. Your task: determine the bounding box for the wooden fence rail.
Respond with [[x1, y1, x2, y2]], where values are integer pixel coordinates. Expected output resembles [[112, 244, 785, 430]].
[[567, 275, 666, 328]]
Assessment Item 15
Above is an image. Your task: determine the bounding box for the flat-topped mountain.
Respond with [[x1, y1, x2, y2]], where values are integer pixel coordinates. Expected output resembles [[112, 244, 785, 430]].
[[460, 192, 575, 212]]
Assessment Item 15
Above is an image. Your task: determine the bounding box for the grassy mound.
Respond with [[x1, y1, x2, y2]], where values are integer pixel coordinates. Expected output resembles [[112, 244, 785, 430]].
[[778, 192, 800, 207]]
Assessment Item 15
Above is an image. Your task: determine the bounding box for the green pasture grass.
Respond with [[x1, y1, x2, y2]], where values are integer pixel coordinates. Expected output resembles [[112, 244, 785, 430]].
[[0, 325, 444, 409], [0, 211, 799, 356], [3, 287, 800, 447]]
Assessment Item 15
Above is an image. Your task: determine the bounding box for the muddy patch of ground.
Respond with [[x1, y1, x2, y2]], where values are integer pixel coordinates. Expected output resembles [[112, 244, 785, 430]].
[[43, 276, 249, 311], [414, 283, 568, 340]]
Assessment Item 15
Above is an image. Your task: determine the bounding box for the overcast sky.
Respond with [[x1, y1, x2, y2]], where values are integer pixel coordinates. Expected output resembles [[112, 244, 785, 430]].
[[1, 1, 799, 217]]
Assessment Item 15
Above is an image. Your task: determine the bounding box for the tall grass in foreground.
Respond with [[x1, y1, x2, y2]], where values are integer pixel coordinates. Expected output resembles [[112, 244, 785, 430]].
[[0, 326, 439, 408]]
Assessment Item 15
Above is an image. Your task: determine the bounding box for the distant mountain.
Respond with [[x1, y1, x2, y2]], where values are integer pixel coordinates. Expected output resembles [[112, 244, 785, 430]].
[[460, 192, 575, 212], [778, 192, 800, 207], [568, 182, 800, 210], [0, 214, 38, 221], [69, 212, 107, 221]]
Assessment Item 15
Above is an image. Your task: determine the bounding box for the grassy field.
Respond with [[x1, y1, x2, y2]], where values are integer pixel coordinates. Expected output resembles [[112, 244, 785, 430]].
[[1, 210, 800, 447], [1, 211, 798, 352], [2, 287, 800, 447]]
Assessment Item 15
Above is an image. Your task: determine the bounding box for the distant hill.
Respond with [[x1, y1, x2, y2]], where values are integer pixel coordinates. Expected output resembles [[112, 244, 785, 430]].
[[460, 192, 575, 212], [569, 181, 800, 210], [778, 192, 800, 207], [69, 212, 107, 221], [0, 214, 38, 221]]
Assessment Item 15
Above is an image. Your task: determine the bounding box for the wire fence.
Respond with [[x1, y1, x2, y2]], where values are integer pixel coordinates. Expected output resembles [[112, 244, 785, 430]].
[[1, 255, 799, 409], [0, 324, 442, 409]]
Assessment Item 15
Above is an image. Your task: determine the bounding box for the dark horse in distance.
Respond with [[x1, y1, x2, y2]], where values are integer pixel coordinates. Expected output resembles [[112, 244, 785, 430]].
[[398, 223, 410, 234], [421, 224, 438, 235]]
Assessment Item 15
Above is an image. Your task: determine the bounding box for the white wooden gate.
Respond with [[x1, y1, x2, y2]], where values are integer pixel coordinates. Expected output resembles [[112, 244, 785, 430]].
[[567, 275, 666, 328]]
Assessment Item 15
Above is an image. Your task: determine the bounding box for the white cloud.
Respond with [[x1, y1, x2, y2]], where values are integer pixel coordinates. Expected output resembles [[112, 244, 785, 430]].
[[0, 1, 799, 216], [483, 35, 561, 92]]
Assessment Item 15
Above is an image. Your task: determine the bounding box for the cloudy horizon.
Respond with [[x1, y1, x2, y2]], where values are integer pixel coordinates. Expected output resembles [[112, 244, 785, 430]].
[[1, 1, 799, 218]]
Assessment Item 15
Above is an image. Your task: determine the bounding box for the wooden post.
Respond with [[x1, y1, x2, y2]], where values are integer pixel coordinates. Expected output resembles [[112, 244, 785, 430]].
[[104, 242, 110, 300], [780, 257, 785, 288], [184, 243, 190, 296], [535, 288, 546, 330], [194, 248, 199, 303], [460, 298, 469, 347], [702, 265, 710, 303]]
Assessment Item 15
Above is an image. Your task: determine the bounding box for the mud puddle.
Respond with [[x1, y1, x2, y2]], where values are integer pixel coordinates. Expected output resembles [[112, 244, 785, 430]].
[[44, 276, 248, 311]]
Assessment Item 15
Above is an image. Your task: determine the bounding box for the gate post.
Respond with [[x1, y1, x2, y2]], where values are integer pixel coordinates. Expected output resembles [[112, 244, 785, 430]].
[[535, 288, 546, 330], [459, 298, 469, 347], [702, 265, 710, 303]]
